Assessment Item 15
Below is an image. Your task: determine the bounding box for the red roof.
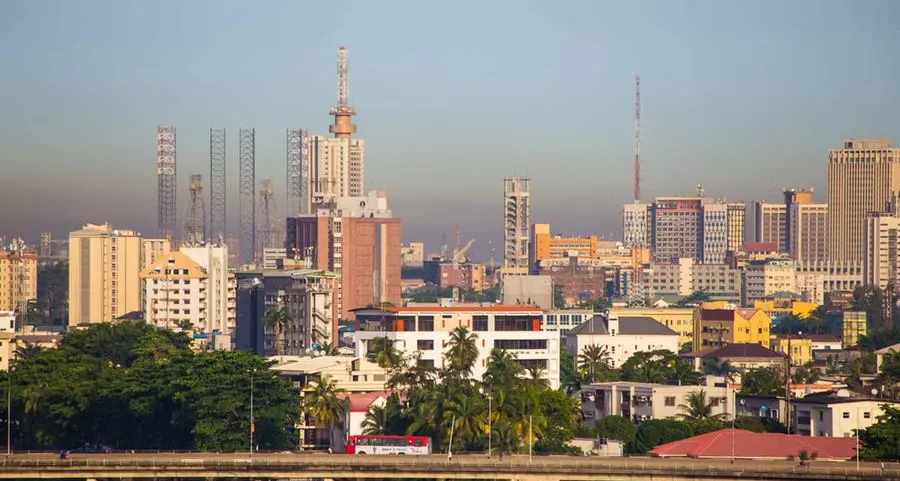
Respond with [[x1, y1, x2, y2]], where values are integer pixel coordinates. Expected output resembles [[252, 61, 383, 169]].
[[339, 391, 391, 413], [743, 242, 778, 253], [701, 309, 735, 321], [389, 305, 542, 313], [650, 429, 857, 460]]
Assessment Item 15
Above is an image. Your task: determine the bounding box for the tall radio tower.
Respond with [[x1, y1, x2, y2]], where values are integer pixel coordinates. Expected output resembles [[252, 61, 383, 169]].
[[183, 174, 206, 246], [329, 46, 357, 139], [634, 75, 641, 202], [157, 126, 177, 243]]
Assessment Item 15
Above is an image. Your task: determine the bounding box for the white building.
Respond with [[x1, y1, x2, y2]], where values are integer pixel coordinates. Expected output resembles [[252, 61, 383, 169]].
[[793, 392, 899, 437], [140, 245, 236, 334], [352, 305, 560, 389], [808, 334, 843, 353], [863, 213, 900, 291], [742, 260, 797, 306], [401, 242, 425, 268], [0, 311, 14, 333], [504, 177, 531, 269], [305, 135, 365, 210], [701, 203, 729, 264], [541, 309, 594, 337], [623, 202, 651, 248], [580, 378, 733, 425], [643, 259, 742, 303], [565, 313, 679, 369]]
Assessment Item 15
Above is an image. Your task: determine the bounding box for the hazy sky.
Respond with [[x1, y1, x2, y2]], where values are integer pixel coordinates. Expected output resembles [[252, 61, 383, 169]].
[[1, 0, 899, 260]]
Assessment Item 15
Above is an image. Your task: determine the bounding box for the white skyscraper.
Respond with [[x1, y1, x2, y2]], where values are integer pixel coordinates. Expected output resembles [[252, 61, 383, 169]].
[[623, 202, 651, 248], [304, 135, 366, 211]]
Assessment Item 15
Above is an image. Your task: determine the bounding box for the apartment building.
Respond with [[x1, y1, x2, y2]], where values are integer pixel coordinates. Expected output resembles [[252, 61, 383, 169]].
[[530, 223, 598, 268], [623, 202, 651, 248], [304, 135, 365, 210], [580, 378, 733, 425], [68, 223, 167, 325], [692, 308, 772, 351], [793, 392, 899, 437], [828, 139, 900, 264], [788, 203, 828, 264], [771, 336, 813, 366], [644, 259, 742, 303], [566, 313, 679, 369], [754, 203, 787, 251], [863, 212, 900, 290], [0, 250, 37, 315], [352, 305, 559, 389], [541, 309, 593, 337], [742, 260, 797, 306], [608, 307, 695, 347], [842, 311, 867, 348]]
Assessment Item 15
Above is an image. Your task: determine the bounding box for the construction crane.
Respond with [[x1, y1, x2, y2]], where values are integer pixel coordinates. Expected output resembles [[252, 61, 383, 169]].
[[452, 239, 476, 265]]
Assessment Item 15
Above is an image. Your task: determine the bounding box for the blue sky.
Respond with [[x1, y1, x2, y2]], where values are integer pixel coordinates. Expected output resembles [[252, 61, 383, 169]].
[[1, 0, 899, 259]]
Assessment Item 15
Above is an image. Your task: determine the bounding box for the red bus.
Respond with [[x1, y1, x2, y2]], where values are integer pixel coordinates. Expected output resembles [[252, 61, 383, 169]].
[[346, 435, 432, 455]]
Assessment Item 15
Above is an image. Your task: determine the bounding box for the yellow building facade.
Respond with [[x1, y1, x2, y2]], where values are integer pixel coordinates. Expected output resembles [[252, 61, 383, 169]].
[[0, 332, 14, 371], [610, 307, 695, 346], [753, 300, 818, 319], [532, 223, 598, 262], [0, 251, 38, 313], [693, 308, 773, 351], [68, 223, 166, 326], [771, 336, 813, 366], [842, 311, 867, 348]]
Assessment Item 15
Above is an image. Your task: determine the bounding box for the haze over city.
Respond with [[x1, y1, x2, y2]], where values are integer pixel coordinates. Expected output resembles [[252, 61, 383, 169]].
[[1, 0, 899, 259]]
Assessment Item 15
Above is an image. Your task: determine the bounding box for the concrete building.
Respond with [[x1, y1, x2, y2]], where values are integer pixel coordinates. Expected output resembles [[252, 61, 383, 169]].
[[644, 259, 742, 304], [580, 378, 732, 424], [504, 177, 531, 269], [742, 260, 797, 306], [841, 311, 867, 348], [771, 336, 813, 366], [235, 269, 340, 354], [726, 203, 746, 255], [352, 305, 560, 388], [609, 307, 695, 347], [754, 203, 787, 252], [500, 275, 552, 309], [566, 313, 680, 369], [797, 261, 863, 294], [692, 308, 772, 351], [305, 135, 366, 210], [0, 250, 37, 316], [68, 223, 162, 325], [863, 212, 900, 290], [701, 203, 729, 264], [0, 312, 14, 333], [828, 139, 900, 264], [536, 257, 606, 306], [808, 334, 843, 353], [788, 203, 828, 265], [651, 197, 703, 264], [541, 309, 594, 337], [286, 190, 402, 321], [400, 242, 425, 268], [423, 260, 486, 292], [142, 238, 172, 269], [623, 202, 651, 248], [792, 392, 900, 437], [530, 223, 598, 268]]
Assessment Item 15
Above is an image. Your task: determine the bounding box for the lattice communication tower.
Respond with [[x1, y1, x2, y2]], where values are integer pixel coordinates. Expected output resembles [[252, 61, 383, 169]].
[[209, 128, 227, 243], [287, 129, 308, 216], [183, 174, 206, 246], [239, 128, 256, 265], [156, 126, 177, 243]]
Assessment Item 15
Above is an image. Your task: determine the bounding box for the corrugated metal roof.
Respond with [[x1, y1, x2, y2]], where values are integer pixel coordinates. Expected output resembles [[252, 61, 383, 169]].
[[650, 429, 858, 460]]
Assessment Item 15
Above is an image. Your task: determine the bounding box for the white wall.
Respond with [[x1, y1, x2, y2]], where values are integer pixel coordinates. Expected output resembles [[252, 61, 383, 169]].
[[567, 333, 679, 369]]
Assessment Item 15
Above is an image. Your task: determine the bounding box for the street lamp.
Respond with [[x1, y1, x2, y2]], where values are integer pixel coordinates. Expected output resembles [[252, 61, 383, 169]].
[[731, 399, 744, 463], [486, 383, 492, 459], [6, 367, 12, 457], [249, 369, 256, 457]]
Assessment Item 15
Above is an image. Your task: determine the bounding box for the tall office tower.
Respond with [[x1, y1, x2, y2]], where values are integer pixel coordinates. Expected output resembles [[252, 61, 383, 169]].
[[726, 203, 746, 253], [623, 202, 651, 248], [789, 203, 828, 264], [306, 135, 366, 208], [754, 202, 787, 250], [156, 126, 177, 243], [863, 212, 900, 290], [701, 203, 728, 264], [286, 191, 401, 338], [651, 197, 703, 264], [0, 249, 37, 314], [828, 139, 900, 263], [784, 188, 814, 251], [504, 177, 531, 269], [68, 223, 148, 325]]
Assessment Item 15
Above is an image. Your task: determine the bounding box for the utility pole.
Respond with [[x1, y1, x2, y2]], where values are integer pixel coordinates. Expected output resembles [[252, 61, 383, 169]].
[[487, 384, 492, 458], [249, 370, 255, 457]]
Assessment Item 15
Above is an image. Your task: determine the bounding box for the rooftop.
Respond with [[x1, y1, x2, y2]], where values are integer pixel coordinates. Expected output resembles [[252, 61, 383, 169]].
[[649, 429, 857, 460], [568, 315, 678, 337], [352, 305, 543, 314], [684, 343, 785, 359]]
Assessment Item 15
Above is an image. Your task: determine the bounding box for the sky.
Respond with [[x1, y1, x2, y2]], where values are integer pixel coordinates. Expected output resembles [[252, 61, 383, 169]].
[[1, 0, 899, 260]]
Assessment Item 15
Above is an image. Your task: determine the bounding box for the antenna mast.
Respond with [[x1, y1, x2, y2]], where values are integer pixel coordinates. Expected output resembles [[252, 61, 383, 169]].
[[329, 46, 357, 139], [634, 75, 641, 202]]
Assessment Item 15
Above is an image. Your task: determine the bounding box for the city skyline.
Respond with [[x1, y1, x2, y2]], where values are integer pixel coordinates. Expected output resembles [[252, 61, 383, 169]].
[[2, 0, 899, 259]]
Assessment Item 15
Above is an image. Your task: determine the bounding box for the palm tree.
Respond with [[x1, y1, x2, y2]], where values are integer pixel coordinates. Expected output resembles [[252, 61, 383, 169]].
[[442, 391, 486, 450], [491, 420, 518, 458], [368, 337, 401, 369], [264, 307, 290, 356], [318, 342, 340, 356], [677, 389, 725, 421], [525, 365, 550, 389], [669, 360, 702, 386], [14, 342, 43, 361], [361, 404, 391, 435], [578, 344, 611, 383], [303, 378, 348, 449], [483, 349, 523, 389], [446, 327, 479, 377]]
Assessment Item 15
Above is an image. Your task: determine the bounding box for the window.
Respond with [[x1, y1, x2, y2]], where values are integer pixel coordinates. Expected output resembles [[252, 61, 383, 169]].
[[517, 359, 547, 370], [819, 411, 824, 421], [473, 315, 489, 331], [494, 339, 548, 350], [418, 316, 434, 332], [416, 359, 435, 369], [417, 340, 434, 350], [842, 412, 850, 419], [664, 396, 676, 407], [864, 412, 871, 419], [494, 315, 534, 331]]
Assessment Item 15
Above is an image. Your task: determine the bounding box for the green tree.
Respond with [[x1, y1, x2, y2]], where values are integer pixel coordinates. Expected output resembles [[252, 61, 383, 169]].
[[14, 343, 43, 361], [446, 327, 479, 377], [559, 346, 583, 395], [553, 285, 565, 308], [678, 390, 725, 421], [853, 285, 887, 330], [626, 419, 694, 454], [317, 342, 340, 356], [595, 414, 637, 443], [361, 394, 407, 436], [302, 378, 348, 450], [619, 350, 684, 384], [676, 290, 711, 307], [264, 307, 290, 356], [740, 368, 782, 396], [578, 344, 614, 383], [533, 388, 580, 454], [860, 404, 900, 460], [442, 390, 486, 450]]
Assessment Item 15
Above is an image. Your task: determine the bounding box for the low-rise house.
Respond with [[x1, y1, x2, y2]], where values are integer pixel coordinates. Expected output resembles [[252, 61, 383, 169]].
[[771, 336, 812, 366], [792, 390, 900, 437], [566, 313, 679, 369], [650, 429, 858, 460], [683, 343, 785, 372], [580, 378, 733, 425], [271, 355, 387, 393], [875, 342, 900, 372], [808, 334, 842, 353]]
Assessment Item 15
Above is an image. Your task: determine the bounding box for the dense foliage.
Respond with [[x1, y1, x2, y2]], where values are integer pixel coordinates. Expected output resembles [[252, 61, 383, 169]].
[[860, 405, 900, 460], [1, 322, 301, 451]]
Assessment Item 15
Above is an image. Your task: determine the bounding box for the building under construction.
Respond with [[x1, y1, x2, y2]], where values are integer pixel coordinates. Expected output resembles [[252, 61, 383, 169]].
[[504, 177, 531, 269], [423, 234, 486, 292]]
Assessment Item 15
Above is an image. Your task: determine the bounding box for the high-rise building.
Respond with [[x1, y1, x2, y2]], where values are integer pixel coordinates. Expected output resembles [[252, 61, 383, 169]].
[[623, 202, 651, 248], [701, 203, 728, 264], [651, 197, 703, 263], [863, 212, 900, 290], [0, 250, 37, 316], [789, 203, 828, 265], [754, 202, 787, 251], [828, 139, 900, 263], [400, 242, 425, 268], [784, 189, 814, 249], [140, 245, 235, 334], [504, 177, 531, 269], [68, 223, 165, 325], [726, 203, 746, 254], [286, 190, 401, 331], [530, 223, 598, 268], [305, 136, 366, 210]]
